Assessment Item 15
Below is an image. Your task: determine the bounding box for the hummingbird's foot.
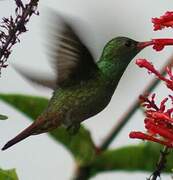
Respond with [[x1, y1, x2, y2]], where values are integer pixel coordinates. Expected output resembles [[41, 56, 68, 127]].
[[67, 123, 80, 135]]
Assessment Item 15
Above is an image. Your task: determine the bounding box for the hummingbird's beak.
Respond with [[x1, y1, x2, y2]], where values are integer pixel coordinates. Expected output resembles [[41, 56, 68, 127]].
[[137, 41, 153, 50]]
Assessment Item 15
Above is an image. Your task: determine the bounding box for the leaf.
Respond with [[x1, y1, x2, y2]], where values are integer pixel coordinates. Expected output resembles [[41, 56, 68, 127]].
[[89, 143, 173, 177], [0, 94, 96, 165], [0, 114, 8, 120], [50, 126, 96, 165], [0, 168, 19, 180], [0, 94, 48, 120]]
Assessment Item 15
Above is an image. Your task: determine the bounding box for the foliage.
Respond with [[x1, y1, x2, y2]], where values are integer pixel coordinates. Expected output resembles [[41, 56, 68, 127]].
[[91, 143, 173, 176], [1, 93, 173, 180], [0, 168, 18, 180], [0, 94, 95, 165]]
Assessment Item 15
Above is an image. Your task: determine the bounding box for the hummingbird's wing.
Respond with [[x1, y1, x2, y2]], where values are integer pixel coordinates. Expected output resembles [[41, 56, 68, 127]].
[[13, 13, 98, 89], [49, 13, 98, 86], [13, 65, 56, 89]]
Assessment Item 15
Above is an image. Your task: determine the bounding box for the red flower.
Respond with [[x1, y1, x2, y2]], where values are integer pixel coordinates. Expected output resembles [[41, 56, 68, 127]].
[[129, 95, 173, 147], [152, 11, 173, 31], [138, 38, 173, 51], [131, 10, 173, 148], [136, 59, 173, 91], [152, 39, 173, 51]]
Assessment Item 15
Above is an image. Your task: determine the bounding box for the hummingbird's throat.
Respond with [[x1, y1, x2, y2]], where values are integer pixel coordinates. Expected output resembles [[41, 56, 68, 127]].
[[137, 38, 173, 51]]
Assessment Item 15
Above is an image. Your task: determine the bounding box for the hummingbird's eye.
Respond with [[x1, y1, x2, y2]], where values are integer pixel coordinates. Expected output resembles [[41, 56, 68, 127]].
[[124, 40, 132, 47]]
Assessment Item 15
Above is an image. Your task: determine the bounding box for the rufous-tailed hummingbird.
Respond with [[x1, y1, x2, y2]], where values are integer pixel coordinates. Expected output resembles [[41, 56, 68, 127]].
[[2, 12, 150, 150]]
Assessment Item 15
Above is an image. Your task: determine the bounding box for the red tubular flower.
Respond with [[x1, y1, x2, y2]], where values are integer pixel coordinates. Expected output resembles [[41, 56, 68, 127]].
[[129, 132, 173, 147], [138, 38, 173, 51], [152, 38, 173, 51], [149, 112, 173, 123], [152, 11, 173, 31], [129, 94, 173, 147], [136, 59, 173, 91]]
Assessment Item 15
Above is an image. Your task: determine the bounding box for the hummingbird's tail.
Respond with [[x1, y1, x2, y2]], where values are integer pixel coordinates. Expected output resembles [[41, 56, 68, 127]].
[[2, 121, 40, 151]]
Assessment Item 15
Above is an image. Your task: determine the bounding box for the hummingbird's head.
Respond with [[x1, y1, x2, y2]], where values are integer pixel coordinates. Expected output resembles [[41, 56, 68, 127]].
[[101, 37, 146, 64]]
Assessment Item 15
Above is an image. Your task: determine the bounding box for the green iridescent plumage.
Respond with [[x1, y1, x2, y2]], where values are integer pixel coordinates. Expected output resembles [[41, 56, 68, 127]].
[[2, 13, 145, 150]]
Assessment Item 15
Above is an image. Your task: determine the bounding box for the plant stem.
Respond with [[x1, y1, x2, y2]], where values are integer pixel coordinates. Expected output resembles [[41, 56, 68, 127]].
[[100, 55, 173, 151], [150, 146, 170, 180], [72, 166, 90, 180], [0, 0, 39, 73]]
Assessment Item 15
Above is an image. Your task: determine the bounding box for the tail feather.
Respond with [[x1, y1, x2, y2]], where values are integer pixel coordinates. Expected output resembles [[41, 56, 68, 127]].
[[2, 123, 37, 151]]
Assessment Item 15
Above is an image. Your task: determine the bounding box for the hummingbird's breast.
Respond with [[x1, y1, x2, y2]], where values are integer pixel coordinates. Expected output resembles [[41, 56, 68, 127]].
[[46, 73, 114, 126]]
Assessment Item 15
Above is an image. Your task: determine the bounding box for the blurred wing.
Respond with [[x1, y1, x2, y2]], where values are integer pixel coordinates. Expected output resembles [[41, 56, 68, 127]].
[[48, 13, 98, 86], [13, 65, 56, 89]]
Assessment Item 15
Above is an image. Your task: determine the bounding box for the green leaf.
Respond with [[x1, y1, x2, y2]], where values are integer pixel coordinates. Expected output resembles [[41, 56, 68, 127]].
[[0, 94, 96, 165], [0, 94, 48, 120], [0, 114, 8, 120], [0, 168, 18, 180], [89, 143, 173, 176], [50, 126, 96, 165]]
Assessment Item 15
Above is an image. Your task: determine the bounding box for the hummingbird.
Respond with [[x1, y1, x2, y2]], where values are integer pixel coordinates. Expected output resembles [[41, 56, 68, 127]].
[[2, 13, 149, 151]]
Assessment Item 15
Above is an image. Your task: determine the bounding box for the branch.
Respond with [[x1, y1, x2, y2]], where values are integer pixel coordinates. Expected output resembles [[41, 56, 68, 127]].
[[0, 0, 39, 75], [100, 55, 173, 151], [149, 146, 170, 180], [72, 166, 90, 180]]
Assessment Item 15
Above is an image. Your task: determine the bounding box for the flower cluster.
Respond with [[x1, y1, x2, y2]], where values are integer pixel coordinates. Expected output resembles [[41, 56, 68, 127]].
[[129, 11, 173, 148], [0, 0, 39, 74], [130, 94, 173, 147]]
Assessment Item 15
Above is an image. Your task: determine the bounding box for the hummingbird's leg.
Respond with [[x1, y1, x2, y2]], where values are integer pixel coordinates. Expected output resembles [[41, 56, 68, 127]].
[[62, 110, 80, 134], [62, 118, 80, 134]]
